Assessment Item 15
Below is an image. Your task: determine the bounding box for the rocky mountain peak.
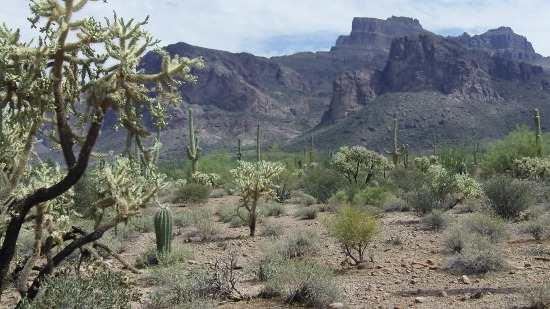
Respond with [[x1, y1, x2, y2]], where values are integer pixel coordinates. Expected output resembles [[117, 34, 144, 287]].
[[454, 26, 540, 62]]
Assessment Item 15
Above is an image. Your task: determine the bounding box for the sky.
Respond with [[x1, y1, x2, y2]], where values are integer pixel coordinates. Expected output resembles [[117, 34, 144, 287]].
[[1, 0, 550, 57]]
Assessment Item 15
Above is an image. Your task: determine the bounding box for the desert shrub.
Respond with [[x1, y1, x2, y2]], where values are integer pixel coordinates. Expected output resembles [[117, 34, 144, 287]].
[[438, 141, 471, 175], [299, 193, 317, 206], [442, 228, 476, 253], [274, 168, 300, 203], [22, 270, 139, 308], [404, 186, 445, 215], [295, 205, 320, 219], [261, 220, 285, 238], [146, 266, 213, 308], [127, 214, 154, 234], [481, 125, 541, 177], [328, 190, 349, 208], [261, 201, 286, 217], [208, 188, 226, 198], [217, 204, 241, 223], [420, 209, 448, 231], [382, 196, 410, 212], [137, 244, 194, 268], [323, 206, 380, 264], [521, 217, 549, 240], [521, 284, 550, 309], [278, 228, 321, 259], [192, 171, 220, 187], [193, 219, 219, 241], [483, 176, 534, 219], [443, 238, 508, 274], [173, 183, 211, 205], [462, 212, 508, 242], [261, 257, 341, 308], [302, 167, 347, 203], [174, 207, 212, 228], [352, 187, 391, 208]]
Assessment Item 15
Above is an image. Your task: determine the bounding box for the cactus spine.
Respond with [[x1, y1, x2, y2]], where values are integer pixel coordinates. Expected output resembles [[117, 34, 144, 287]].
[[534, 108, 542, 157], [186, 108, 202, 173], [237, 138, 242, 161], [256, 123, 261, 162], [154, 206, 173, 254], [384, 118, 403, 167]]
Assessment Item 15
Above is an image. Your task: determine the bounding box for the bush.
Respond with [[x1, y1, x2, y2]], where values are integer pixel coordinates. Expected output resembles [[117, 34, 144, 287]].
[[261, 220, 285, 238], [302, 167, 347, 203], [260, 255, 341, 308], [261, 202, 286, 217], [72, 174, 103, 218], [352, 187, 391, 208], [278, 228, 321, 259], [382, 197, 410, 212], [299, 193, 317, 206], [294, 205, 320, 219], [420, 209, 448, 231], [521, 217, 549, 240], [462, 212, 508, 242], [404, 186, 445, 215], [521, 284, 550, 309], [173, 183, 211, 205], [323, 206, 380, 264], [191, 218, 220, 241], [137, 244, 194, 268], [174, 207, 212, 228], [443, 242, 508, 274], [442, 228, 476, 253], [483, 176, 534, 219], [22, 270, 139, 308]]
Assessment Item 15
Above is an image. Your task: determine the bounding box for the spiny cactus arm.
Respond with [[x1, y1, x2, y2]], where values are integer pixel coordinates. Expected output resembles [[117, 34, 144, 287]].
[[154, 206, 173, 254]]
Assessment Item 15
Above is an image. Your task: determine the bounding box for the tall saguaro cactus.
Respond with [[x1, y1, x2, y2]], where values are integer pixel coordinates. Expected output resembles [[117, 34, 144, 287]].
[[534, 108, 542, 158], [186, 108, 202, 173], [154, 206, 173, 254], [384, 118, 403, 167], [237, 138, 242, 161], [256, 123, 261, 162]]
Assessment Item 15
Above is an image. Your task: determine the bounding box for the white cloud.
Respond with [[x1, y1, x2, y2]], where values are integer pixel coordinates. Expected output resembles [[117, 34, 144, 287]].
[[1, 0, 549, 56]]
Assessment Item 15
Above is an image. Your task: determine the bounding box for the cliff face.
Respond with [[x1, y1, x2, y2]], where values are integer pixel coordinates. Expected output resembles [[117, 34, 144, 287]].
[[454, 27, 542, 62]]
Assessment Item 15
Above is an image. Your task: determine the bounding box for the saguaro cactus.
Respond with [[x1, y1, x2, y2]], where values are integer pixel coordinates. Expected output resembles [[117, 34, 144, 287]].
[[384, 118, 403, 167], [402, 144, 410, 169], [534, 108, 542, 158], [186, 108, 202, 173], [237, 138, 242, 161], [154, 206, 173, 254], [256, 123, 261, 162], [472, 132, 480, 167]]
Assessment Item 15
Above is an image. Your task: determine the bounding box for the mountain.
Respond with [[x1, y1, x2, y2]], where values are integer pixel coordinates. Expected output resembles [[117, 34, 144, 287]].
[[95, 17, 550, 160]]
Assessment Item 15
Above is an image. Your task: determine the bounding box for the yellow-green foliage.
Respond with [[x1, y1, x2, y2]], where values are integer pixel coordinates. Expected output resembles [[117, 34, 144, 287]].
[[230, 160, 284, 236], [413, 155, 439, 172], [323, 206, 380, 263], [191, 171, 220, 187]]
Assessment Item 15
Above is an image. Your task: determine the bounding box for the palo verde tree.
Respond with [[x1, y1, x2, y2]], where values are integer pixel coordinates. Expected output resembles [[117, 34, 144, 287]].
[[0, 0, 203, 302]]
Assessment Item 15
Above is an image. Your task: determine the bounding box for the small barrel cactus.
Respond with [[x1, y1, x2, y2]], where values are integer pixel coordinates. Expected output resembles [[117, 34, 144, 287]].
[[154, 206, 173, 254]]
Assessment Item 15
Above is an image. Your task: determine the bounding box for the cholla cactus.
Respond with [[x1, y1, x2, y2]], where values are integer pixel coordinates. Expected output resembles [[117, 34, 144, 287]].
[[413, 155, 439, 172], [230, 160, 284, 236], [192, 171, 221, 187], [513, 157, 550, 180], [331, 146, 390, 185]]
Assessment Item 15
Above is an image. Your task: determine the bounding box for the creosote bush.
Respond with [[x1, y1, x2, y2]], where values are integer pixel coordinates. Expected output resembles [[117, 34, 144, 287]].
[[322, 206, 380, 264], [521, 284, 550, 309], [483, 176, 534, 219], [173, 182, 211, 205], [302, 167, 347, 203], [420, 209, 448, 231]]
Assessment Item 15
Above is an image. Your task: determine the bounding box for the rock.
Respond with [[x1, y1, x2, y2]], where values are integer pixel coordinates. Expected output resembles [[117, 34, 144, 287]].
[[341, 257, 356, 267], [410, 279, 417, 284], [471, 291, 483, 299], [525, 262, 533, 268], [328, 302, 344, 309], [231, 259, 244, 270], [357, 261, 376, 269], [414, 297, 427, 303], [461, 275, 471, 284], [438, 290, 448, 297]]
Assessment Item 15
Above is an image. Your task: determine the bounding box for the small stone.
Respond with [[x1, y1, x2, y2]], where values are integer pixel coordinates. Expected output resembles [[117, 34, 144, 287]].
[[357, 261, 375, 269], [525, 262, 533, 268], [410, 279, 417, 284], [328, 302, 344, 309], [231, 259, 243, 270], [461, 275, 471, 284], [414, 297, 427, 303], [471, 291, 483, 299], [438, 290, 448, 297], [394, 303, 404, 309]]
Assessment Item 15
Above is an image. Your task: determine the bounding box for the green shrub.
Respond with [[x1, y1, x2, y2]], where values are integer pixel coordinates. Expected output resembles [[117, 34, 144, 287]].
[[521, 284, 550, 309], [483, 176, 534, 219], [442, 228, 476, 253], [438, 141, 471, 175], [191, 218, 219, 241], [420, 209, 448, 231], [404, 186, 445, 215], [137, 244, 194, 268], [295, 205, 320, 219], [217, 203, 240, 223], [327, 190, 349, 209], [481, 125, 541, 177], [322, 206, 380, 264], [352, 187, 391, 208], [173, 183, 211, 205], [302, 167, 347, 203], [22, 270, 139, 308], [390, 166, 427, 192], [72, 174, 103, 218], [382, 197, 410, 212], [521, 217, 549, 240]]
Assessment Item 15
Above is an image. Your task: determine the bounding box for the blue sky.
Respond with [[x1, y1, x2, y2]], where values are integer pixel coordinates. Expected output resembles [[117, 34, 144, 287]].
[[2, 0, 550, 57]]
